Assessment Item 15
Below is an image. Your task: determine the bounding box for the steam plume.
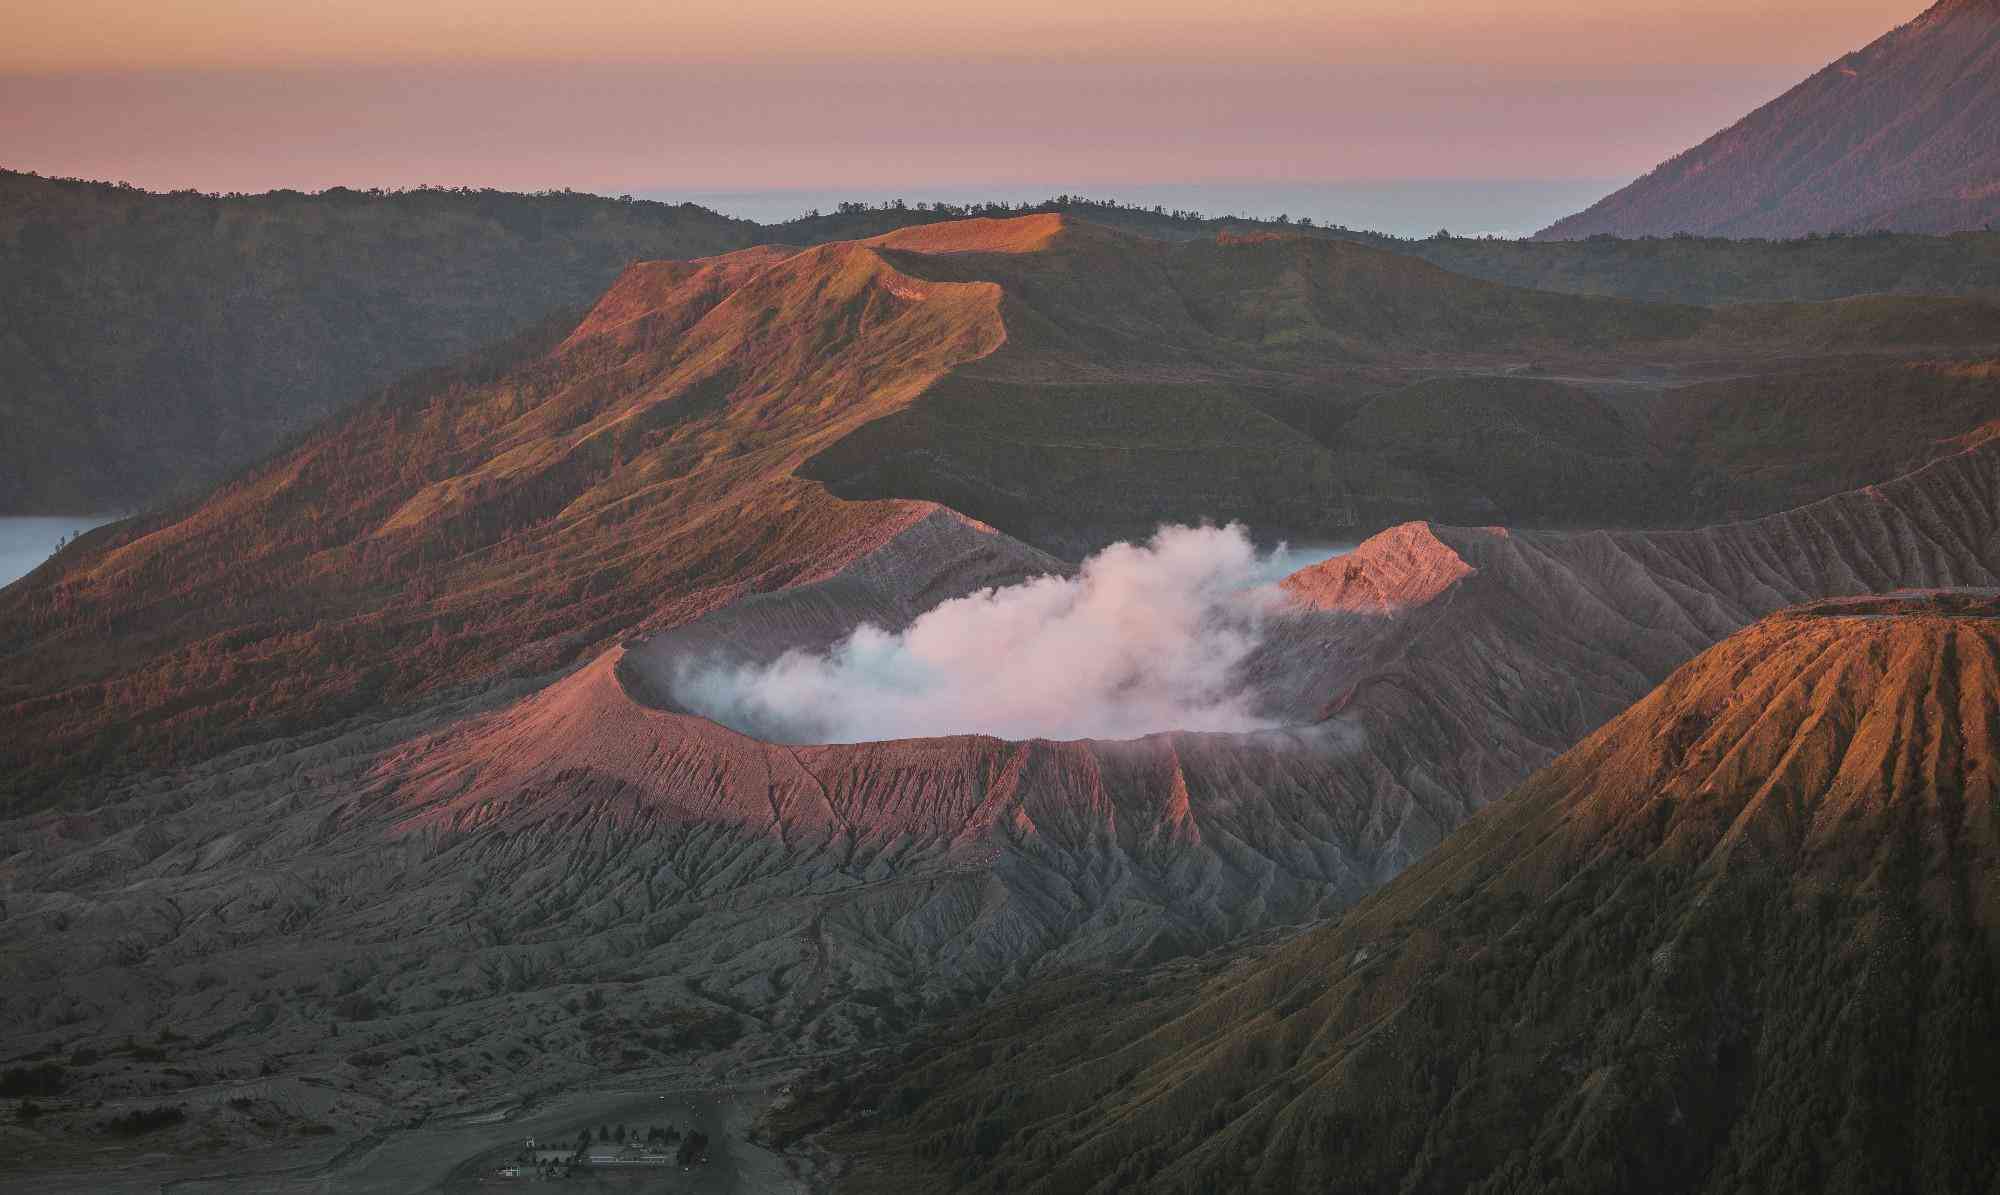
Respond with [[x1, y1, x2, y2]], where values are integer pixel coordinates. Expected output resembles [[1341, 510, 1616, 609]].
[[671, 523, 1339, 743]]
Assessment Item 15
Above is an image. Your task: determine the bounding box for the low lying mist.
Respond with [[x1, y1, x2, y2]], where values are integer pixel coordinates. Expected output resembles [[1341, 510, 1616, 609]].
[[671, 524, 1344, 744]]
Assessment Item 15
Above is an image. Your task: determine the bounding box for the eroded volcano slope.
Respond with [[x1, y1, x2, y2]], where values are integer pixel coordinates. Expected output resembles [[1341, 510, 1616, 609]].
[[9, 444, 2000, 1173], [804, 591, 2000, 1195], [12, 213, 2000, 811], [11, 218, 2000, 1179]]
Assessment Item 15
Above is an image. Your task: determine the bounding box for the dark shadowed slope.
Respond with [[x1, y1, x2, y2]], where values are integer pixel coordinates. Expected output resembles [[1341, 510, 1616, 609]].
[[1651, 357, 2000, 522], [10, 166, 2000, 528], [801, 593, 2000, 1195], [1542, 0, 2000, 239], [759, 197, 2000, 305], [1412, 230, 2000, 305], [0, 172, 758, 513], [800, 227, 2000, 552]]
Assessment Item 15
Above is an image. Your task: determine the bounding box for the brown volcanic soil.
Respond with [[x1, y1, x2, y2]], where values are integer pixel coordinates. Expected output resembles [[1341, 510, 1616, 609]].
[[8, 214, 2000, 811], [9, 214, 2000, 1182], [9, 439, 2000, 1184], [797, 596, 2000, 1195], [0, 225, 1018, 810]]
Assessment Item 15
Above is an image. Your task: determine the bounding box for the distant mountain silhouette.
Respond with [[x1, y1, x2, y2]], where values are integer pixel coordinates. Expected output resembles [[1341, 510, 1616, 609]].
[[1541, 0, 2000, 239]]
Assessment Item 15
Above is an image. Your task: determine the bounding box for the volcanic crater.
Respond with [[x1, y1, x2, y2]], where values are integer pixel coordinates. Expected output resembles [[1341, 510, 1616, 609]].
[[13, 208, 2000, 1189], [624, 515, 1355, 748], [400, 506, 1388, 844]]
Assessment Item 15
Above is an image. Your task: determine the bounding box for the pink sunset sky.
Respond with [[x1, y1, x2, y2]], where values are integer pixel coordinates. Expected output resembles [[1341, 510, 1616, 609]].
[[2, 0, 1927, 197]]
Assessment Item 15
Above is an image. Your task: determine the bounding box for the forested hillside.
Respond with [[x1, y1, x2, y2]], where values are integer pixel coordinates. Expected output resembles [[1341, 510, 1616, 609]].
[[0, 171, 754, 512]]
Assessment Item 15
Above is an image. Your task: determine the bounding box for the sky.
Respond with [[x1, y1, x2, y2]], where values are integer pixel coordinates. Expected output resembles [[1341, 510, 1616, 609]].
[[1, 0, 1928, 227]]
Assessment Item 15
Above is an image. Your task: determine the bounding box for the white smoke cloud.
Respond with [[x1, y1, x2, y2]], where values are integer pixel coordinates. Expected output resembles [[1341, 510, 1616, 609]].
[[670, 523, 1342, 744]]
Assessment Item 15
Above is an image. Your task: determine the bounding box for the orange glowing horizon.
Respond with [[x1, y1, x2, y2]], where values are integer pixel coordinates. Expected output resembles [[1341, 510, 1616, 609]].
[[0, 0, 1932, 202], [5, 0, 1918, 73]]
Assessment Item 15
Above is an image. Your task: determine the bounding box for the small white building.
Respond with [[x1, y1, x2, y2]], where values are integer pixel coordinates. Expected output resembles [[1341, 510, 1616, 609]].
[[582, 1142, 674, 1166]]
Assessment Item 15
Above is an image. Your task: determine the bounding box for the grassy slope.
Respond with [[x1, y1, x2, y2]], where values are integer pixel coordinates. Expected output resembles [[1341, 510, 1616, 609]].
[[11, 173, 2000, 518], [807, 229, 2000, 547], [1413, 231, 2000, 305], [1654, 358, 2000, 522]]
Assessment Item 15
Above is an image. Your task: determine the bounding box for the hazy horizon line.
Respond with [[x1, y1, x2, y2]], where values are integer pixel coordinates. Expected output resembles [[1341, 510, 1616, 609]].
[[4, 166, 1623, 237]]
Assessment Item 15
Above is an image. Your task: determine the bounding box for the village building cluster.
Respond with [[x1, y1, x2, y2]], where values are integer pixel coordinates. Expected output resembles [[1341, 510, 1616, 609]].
[[497, 1124, 711, 1180]]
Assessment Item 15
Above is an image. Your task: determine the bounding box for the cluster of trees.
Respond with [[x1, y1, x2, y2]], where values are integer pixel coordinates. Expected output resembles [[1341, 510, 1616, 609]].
[[99, 1104, 186, 1137], [1411, 225, 2000, 305], [783, 193, 1348, 233], [786, 191, 2000, 256], [575, 1121, 681, 1145], [4, 169, 717, 213]]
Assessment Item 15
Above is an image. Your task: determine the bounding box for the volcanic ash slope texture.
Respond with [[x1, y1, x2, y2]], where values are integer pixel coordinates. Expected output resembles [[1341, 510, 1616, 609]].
[[14, 441, 2000, 1162], [811, 593, 2000, 1195], [11, 212, 2000, 810], [11, 218, 2000, 1166]]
